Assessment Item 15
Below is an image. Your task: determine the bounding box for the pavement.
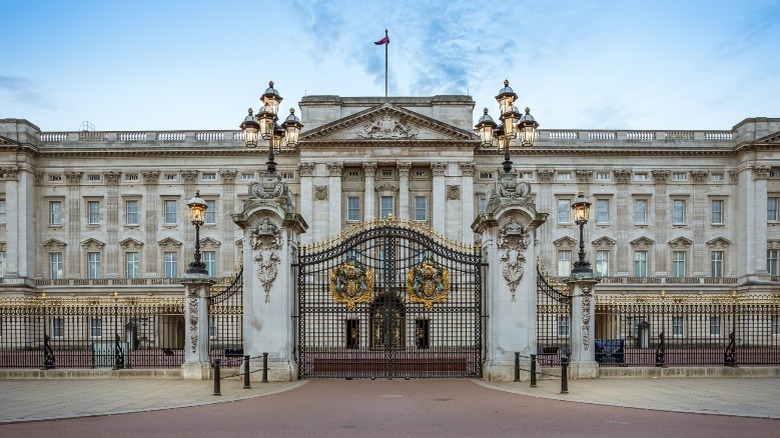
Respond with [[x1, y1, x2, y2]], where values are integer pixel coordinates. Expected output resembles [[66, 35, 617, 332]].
[[0, 376, 778, 424]]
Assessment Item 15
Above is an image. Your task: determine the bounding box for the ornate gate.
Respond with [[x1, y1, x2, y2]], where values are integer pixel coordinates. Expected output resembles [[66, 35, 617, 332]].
[[297, 219, 483, 378], [536, 265, 572, 367]]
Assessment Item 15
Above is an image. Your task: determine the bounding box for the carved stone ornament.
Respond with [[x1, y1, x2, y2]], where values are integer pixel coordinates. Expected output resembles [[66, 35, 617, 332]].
[[141, 171, 159, 184], [498, 217, 531, 301], [181, 170, 198, 184], [250, 217, 282, 303], [754, 165, 770, 180], [187, 285, 199, 354], [485, 173, 533, 213], [652, 170, 671, 184], [104, 171, 121, 185], [219, 169, 238, 183], [537, 170, 554, 183], [0, 166, 19, 181], [582, 286, 592, 351], [314, 185, 329, 200], [406, 258, 449, 311], [298, 162, 315, 177], [575, 170, 593, 183], [357, 114, 418, 139], [330, 258, 374, 311], [446, 185, 460, 200], [613, 169, 632, 183], [247, 174, 294, 211], [690, 170, 708, 183]]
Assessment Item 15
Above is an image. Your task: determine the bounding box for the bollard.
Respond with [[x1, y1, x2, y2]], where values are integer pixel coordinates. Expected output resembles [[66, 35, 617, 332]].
[[213, 359, 221, 396], [530, 354, 537, 388], [514, 352, 520, 382], [243, 355, 251, 389], [262, 352, 269, 383], [560, 356, 569, 394]]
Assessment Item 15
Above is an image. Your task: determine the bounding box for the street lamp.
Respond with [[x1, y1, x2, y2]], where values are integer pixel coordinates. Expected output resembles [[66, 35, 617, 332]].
[[186, 190, 208, 275], [240, 81, 303, 174], [475, 80, 539, 173], [571, 191, 592, 276]]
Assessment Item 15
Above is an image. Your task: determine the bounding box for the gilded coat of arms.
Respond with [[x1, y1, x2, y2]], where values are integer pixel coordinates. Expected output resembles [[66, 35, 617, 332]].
[[406, 259, 449, 310], [329, 258, 374, 310]]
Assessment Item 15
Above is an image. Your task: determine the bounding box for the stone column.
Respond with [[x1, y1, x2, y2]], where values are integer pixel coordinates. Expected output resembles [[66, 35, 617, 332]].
[[327, 163, 344, 237], [751, 166, 769, 277], [104, 171, 121, 278], [180, 274, 214, 379], [431, 163, 447, 235], [460, 163, 476, 242], [472, 172, 547, 380], [298, 163, 315, 246], [397, 162, 411, 220], [219, 169, 238, 273], [64, 171, 82, 278], [233, 172, 308, 381], [363, 163, 377, 221], [142, 171, 159, 276], [1, 166, 36, 283], [566, 277, 599, 378]]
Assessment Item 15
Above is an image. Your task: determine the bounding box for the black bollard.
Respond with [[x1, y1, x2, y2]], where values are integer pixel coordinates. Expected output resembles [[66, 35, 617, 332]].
[[243, 355, 251, 389], [213, 358, 221, 396], [530, 354, 537, 388], [560, 356, 569, 394], [514, 352, 520, 382], [262, 352, 269, 383]]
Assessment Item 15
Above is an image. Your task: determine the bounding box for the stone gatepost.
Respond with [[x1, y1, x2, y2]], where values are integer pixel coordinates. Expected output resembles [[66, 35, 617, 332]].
[[566, 277, 599, 378], [473, 172, 547, 381], [232, 173, 307, 381], [181, 274, 214, 380]]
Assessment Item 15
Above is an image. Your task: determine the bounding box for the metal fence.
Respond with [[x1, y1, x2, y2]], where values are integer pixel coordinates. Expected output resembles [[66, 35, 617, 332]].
[[596, 292, 780, 367], [0, 293, 185, 369], [208, 266, 244, 368], [536, 266, 572, 367]]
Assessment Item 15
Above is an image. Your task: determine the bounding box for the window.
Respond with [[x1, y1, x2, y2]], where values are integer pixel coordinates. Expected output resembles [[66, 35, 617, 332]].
[[241, 173, 255, 180], [595, 251, 609, 277], [634, 199, 648, 224], [126, 200, 139, 226], [209, 316, 217, 339], [164, 252, 178, 278], [634, 251, 647, 277], [672, 199, 686, 225], [709, 316, 721, 336], [479, 197, 488, 213], [557, 316, 570, 337], [595, 199, 609, 224], [711, 251, 724, 277], [480, 172, 494, 180], [0, 200, 5, 224], [125, 173, 139, 182], [204, 251, 216, 277], [710, 173, 724, 181], [87, 252, 101, 279], [768, 198, 779, 221], [768, 250, 779, 276], [50, 253, 63, 279], [557, 251, 572, 277], [382, 169, 393, 177], [672, 172, 687, 181], [50, 201, 62, 226], [556, 172, 572, 180], [205, 200, 216, 224], [346, 197, 360, 222], [0, 251, 6, 277], [164, 200, 177, 225], [125, 252, 140, 278], [202, 172, 216, 181], [672, 316, 684, 337], [520, 172, 533, 179], [413, 196, 427, 221], [87, 200, 100, 225], [711, 200, 724, 224], [52, 318, 64, 338], [672, 251, 686, 277], [281, 172, 294, 180], [49, 175, 62, 182], [634, 173, 648, 181], [87, 174, 101, 182], [595, 172, 610, 181], [557, 199, 570, 224], [90, 318, 102, 338], [164, 173, 178, 181], [415, 170, 427, 177], [380, 196, 393, 219]]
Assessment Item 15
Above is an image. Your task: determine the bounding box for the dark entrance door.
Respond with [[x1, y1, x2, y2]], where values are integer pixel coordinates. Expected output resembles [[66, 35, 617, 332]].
[[297, 221, 483, 379]]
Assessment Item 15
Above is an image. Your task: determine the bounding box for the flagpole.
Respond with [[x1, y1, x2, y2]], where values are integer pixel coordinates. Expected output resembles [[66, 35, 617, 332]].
[[384, 29, 388, 97]]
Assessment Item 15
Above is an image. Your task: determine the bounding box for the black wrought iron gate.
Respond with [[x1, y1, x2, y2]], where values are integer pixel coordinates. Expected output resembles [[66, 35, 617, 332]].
[[297, 221, 483, 379]]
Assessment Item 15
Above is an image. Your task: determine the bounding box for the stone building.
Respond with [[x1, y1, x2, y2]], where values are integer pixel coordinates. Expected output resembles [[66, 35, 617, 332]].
[[2, 93, 779, 299]]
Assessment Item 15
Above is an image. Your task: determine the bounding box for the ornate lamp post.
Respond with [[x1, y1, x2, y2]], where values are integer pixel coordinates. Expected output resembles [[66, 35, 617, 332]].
[[475, 80, 539, 173], [240, 81, 303, 173], [571, 191, 593, 275], [186, 190, 208, 275]]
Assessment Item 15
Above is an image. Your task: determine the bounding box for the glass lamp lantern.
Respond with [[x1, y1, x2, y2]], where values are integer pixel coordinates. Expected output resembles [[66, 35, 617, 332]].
[[571, 192, 591, 224], [187, 190, 208, 226], [261, 81, 283, 116], [495, 79, 518, 117], [518, 107, 539, 147], [240, 108, 260, 148], [475, 108, 498, 147], [281, 108, 303, 147]]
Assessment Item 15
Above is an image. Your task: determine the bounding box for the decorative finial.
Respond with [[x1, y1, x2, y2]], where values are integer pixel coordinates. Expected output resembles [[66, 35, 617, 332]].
[[248, 107, 254, 115], [503, 79, 509, 87], [268, 81, 274, 87], [483, 107, 489, 115]]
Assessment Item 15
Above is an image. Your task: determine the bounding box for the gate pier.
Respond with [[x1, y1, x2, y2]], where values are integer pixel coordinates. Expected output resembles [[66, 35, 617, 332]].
[[233, 173, 308, 381], [566, 277, 599, 378], [473, 173, 547, 381], [181, 275, 215, 380]]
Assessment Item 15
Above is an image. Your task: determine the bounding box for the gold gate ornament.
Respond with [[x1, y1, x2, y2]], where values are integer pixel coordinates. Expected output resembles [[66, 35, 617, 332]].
[[329, 259, 374, 310], [407, 259, 449, 310]]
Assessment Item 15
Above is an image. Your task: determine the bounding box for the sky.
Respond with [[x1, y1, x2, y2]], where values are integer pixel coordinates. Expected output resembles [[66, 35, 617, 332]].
[[2, 0, 779, 132]]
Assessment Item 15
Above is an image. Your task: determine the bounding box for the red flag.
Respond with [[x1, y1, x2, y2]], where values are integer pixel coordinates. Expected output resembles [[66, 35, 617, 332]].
[[374, 36, 389, 45]]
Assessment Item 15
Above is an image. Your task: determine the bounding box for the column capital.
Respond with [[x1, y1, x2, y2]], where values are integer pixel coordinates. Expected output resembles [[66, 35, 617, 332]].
[[754, 165, 771, 180], [219, 169, 238, 183], [430, 162, 447, 176], [142, 171, 160, 184], [181, 170, 198, 184], [397, 161, 412, 177], [298, 162, 315, 177], [652, 169, 671, 184], [64, 171, 82, 185], [363, 163, 377, 177], [459, 162, 477, 177], [327, 162, 344, 177]]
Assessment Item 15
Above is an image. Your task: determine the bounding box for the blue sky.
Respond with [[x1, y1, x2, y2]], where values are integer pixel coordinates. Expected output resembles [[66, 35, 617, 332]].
[[2, 0, 779, 132]]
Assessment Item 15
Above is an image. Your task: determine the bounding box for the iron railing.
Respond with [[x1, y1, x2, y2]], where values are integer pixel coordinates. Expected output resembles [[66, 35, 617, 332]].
[[208, 266, 244, 367], [536, 265, 572, 367]]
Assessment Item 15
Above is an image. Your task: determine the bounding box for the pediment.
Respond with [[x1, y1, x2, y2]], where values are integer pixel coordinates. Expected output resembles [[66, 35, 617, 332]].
[[668, 236, 693, 249], [42, 238, 67, 249], [707, 237, 731, 249], [200, 237, 221, 249], [300, 103, 476, 143], [630, 236, 655, 248], [553, 236, 577, 248], [119, 238, 144, 249], [592, 236, 616, 247], [158, 237, 183, 248], [81, 238, 105, 249], [0, 135, 17, 146]]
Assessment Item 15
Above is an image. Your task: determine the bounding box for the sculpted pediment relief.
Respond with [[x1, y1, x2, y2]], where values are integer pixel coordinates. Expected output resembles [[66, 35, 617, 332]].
[[300, 104, 475, 143]]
